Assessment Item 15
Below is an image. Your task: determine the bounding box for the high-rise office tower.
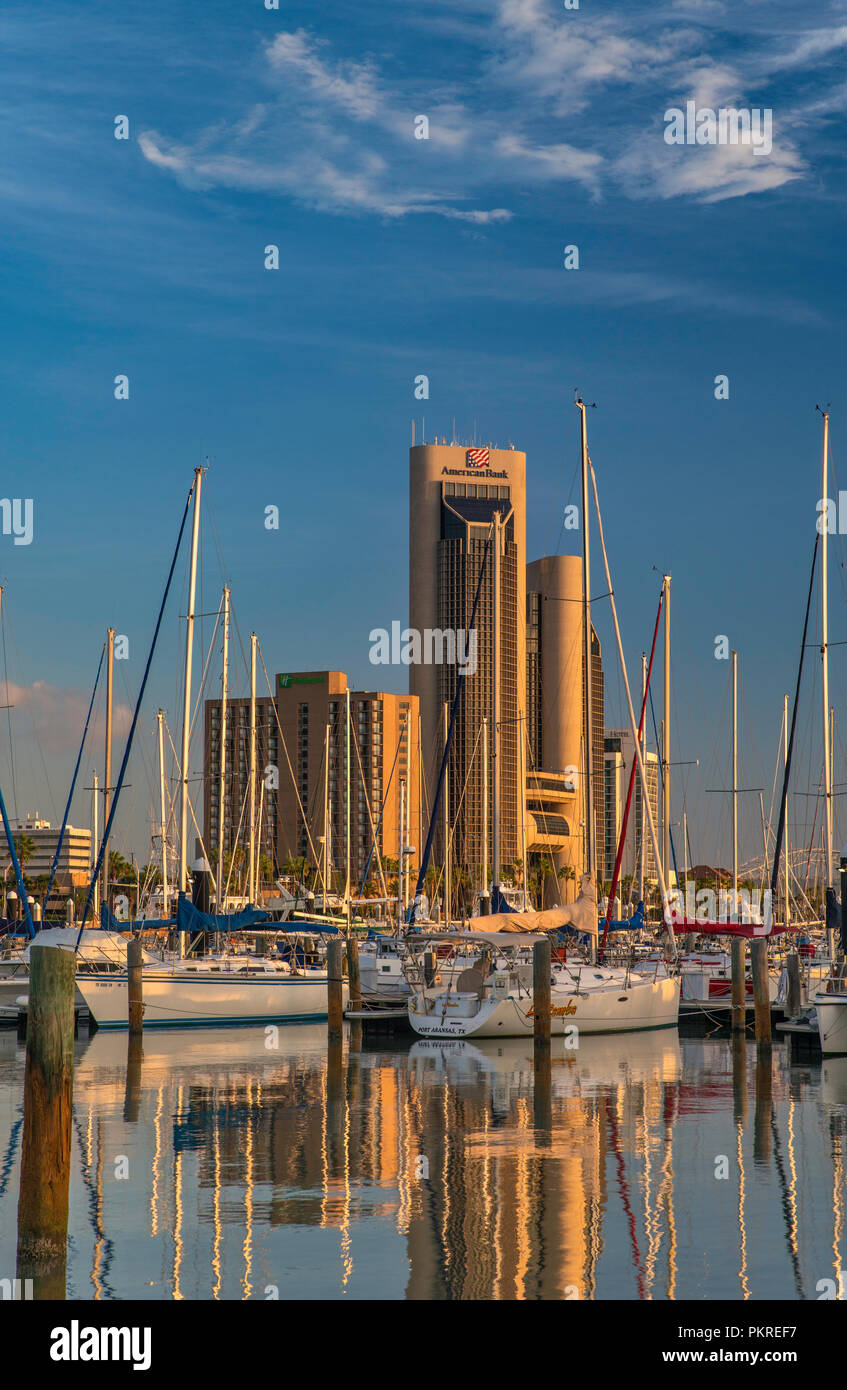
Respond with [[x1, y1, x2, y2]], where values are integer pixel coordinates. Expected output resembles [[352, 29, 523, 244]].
[[409, 442, 526, 884]]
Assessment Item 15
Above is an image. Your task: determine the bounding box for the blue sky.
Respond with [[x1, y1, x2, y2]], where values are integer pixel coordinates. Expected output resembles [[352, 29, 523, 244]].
[[1, 0, 847, 876]]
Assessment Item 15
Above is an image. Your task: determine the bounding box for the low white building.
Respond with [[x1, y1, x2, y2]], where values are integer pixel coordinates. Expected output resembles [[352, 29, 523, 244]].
[[0, 816, 92, 887]]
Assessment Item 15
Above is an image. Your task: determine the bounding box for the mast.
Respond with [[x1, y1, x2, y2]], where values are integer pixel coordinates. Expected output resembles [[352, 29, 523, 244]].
[[216, 587, 230, 910], [732, 649, 738, 913], [784, 694, 790, 928], [323, 722, 331, 905], [482, 715, 489, 913], [662, 575, 671, 886], [92, 770, 100, 919], [248, 632, 257, 904], [519, 714, 528, 908], [397, 778, 405, 928], [492, 510, 502, 901], [157, 711, 168, 917], [179, 466, 203, 896], [345, 687, 351, 928], [576, 398, 595, 882], [822, 409, 833, 915], [443, 700, 450, 924], [101, 626, 115, 916], [639, 652, 647, 902]]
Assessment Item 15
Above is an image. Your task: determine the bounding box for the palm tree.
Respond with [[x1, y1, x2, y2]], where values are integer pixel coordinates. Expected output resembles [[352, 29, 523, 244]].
[[13, 834, 36, 877]]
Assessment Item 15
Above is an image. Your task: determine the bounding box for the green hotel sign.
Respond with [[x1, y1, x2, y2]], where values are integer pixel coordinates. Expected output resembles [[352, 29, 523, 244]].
[[279, 674, 327, 688]]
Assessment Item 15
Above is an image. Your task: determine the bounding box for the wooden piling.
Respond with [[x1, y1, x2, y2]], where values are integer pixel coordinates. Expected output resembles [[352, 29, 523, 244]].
[[127, 936, 143, 1035], [346, 936, 361, 1012], [750, 938, 772, 1046], [785, 952, 801, 1019], [327, 938, 344, 1045], [16, 944, 75, 1292], [731, 938, 746, 1033], [533, 938, 551, 1050]]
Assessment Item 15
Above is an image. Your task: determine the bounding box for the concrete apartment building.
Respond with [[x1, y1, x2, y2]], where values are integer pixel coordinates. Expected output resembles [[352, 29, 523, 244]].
[[204, 672, 419, 894]]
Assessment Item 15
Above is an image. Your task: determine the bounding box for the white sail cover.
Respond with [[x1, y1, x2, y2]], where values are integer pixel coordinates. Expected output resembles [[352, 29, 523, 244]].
[[465, 873, 598, 936]]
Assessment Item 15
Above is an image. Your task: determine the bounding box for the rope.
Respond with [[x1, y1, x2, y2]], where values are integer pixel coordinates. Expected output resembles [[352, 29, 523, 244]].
[[76, 479, 195, 944], [44, 642, 105, 912]]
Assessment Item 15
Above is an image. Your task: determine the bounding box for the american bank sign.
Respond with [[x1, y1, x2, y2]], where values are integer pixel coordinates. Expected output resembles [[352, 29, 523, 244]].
[[441, 467, 508, 479]]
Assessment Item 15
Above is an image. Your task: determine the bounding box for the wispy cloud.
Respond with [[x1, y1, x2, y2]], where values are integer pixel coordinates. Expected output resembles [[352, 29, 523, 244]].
[[134, 3, 847, 218], [6, 681, 132, 756]]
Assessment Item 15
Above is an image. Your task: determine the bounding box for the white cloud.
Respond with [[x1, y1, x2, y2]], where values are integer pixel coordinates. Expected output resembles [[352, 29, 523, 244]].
[[136, 8, 846, 216]]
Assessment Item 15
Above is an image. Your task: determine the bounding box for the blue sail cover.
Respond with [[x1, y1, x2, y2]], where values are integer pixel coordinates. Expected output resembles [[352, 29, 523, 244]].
[[100, 904, 175, 931], [176, 893, 270, 935], [603, 902, 646, 933], [490, 886, 518, 914]]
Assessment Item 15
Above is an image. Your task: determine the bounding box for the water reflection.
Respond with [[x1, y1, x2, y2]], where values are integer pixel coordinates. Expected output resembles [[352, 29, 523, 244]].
[[0, 1025, 845, 1299]]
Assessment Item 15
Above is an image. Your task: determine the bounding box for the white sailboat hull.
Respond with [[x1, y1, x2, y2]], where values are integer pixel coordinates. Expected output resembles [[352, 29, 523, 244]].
[[815, 991, 847, 1055], [408, 974, 680, 1039], [75, 966, 343, 1029]]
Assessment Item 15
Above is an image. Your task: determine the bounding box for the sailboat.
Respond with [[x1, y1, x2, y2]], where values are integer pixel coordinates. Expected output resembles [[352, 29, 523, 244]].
[[68, 469, 346, 1030], [405, 400, 680, 1039], [809, 411, 847, 1053]]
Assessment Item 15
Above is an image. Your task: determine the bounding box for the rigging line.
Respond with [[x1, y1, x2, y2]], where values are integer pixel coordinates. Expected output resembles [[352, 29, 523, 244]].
[[600, 583, 663, 960], [356, 718, 400, 902], [76, 479, 194, 944], [44, 642, 106, 911], [188, 597, 223, 749], [1, 598, 16, 815], [772, 533, 820, 908], [255, 642, 323, 876], [162, 720, 212, 885], [349, 704, 389, 902], [412, 533, 491, 911], [647, 682, 682, 895]]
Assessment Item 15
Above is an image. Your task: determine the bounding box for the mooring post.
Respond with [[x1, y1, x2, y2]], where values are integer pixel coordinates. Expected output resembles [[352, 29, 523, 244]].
[[751, 938, 771, 1046], [346, 935, 361, 1013], [127, 936, 143, 1035], [327, 938, 344, 1046], [16, 943, 75, 1296], [731, 938, 746, 1033], [533, 938, 551, 1049], [533, 938, 552, 1139]]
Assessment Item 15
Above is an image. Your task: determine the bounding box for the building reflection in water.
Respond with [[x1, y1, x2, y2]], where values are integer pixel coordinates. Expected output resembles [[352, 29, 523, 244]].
[[2, 1023, 847, 1300]]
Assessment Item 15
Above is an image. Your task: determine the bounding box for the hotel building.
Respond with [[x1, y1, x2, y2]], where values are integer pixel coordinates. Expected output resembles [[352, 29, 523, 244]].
[[204, 673, 419, 894]]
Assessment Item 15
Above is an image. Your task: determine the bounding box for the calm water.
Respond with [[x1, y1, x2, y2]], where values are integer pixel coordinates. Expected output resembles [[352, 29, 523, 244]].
[[1, 1023, 845, 1300]]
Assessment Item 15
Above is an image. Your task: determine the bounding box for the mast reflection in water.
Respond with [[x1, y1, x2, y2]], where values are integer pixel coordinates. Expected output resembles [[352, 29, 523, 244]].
[[0, 1025, 845, 1300]]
